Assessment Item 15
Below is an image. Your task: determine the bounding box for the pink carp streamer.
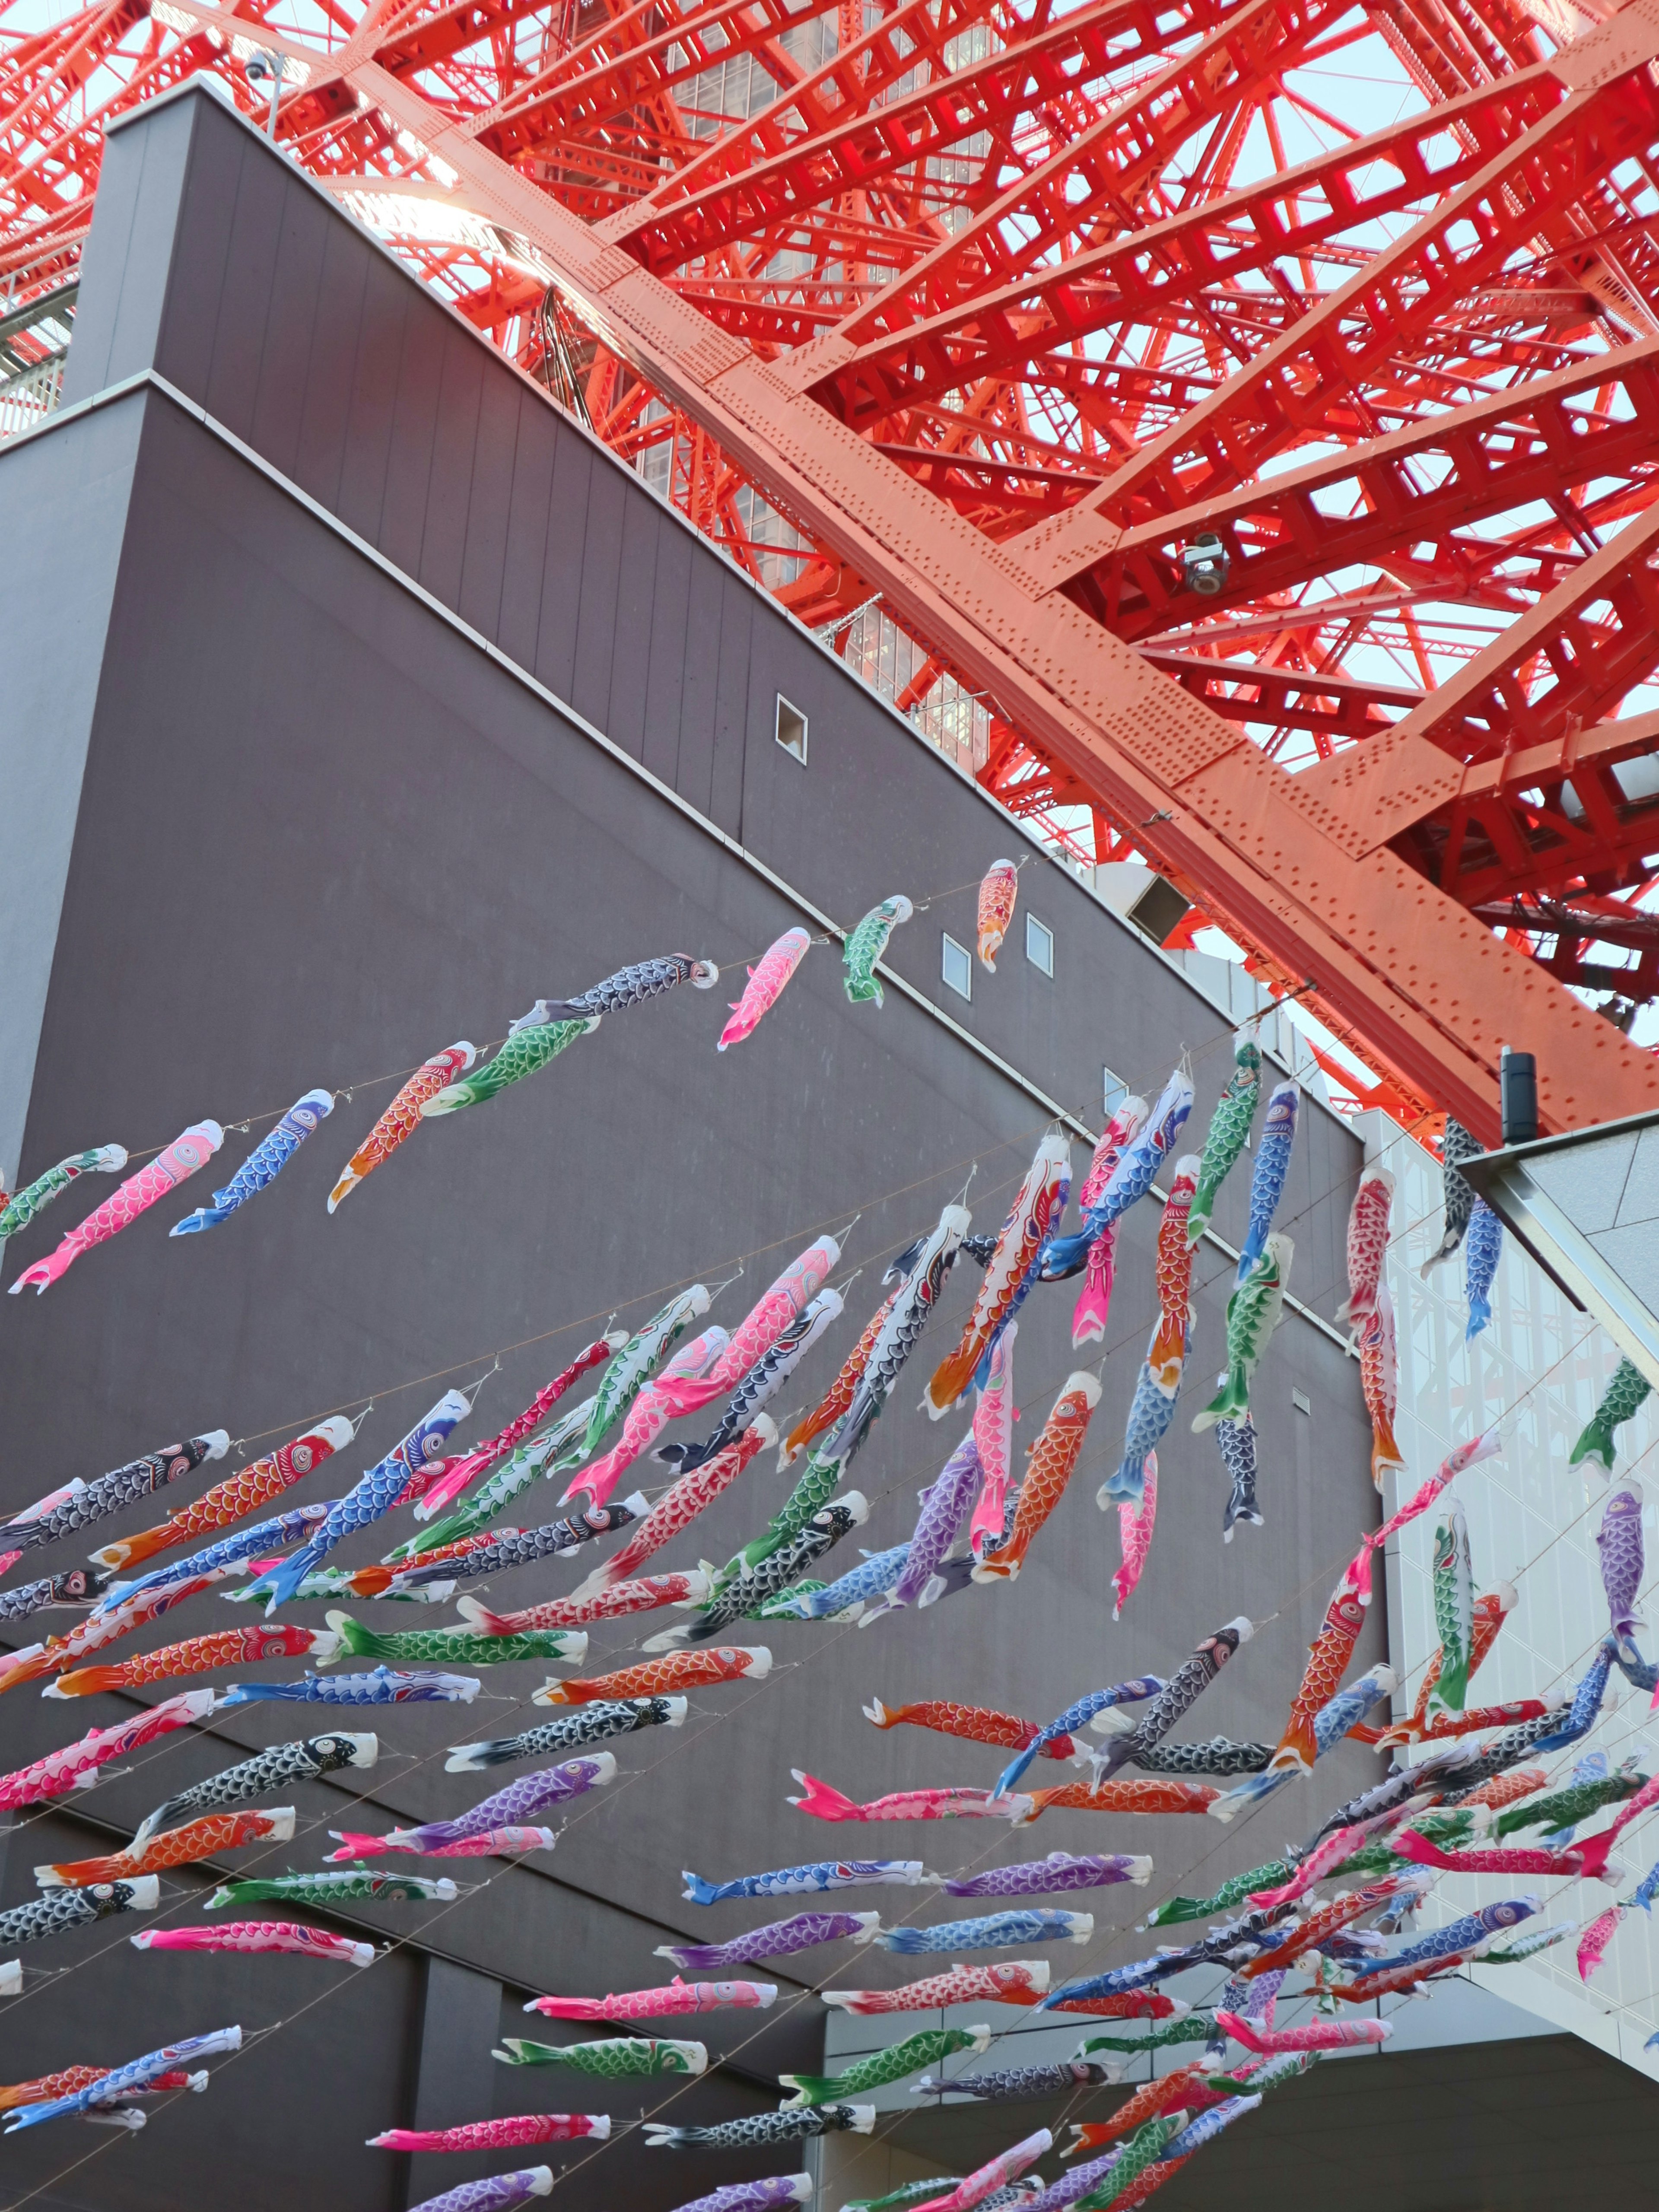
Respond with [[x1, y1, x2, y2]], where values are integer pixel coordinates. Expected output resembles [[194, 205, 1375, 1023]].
[[969, 1323, 1018, 1561], [1216, 2012, 1391, 2055], [369, 2116, 608, 2153], [528, 1980, 776, 2020], [1071, 1097, 1147, 1348], [563, 1326, 728, 1508], [328, 1825, 556, 1862], [11, 1122, 222, 1294], [591, 1421, 774, 1589], [0, 1691, 212, 1810], [415, 1338, 621, 1520], [719, 928, 812, 1049], [976, 859, 1019, 971], [458, 1573, 706, 1634], [132, 1922, 374, 1967], [1112, 1453, 1158, 1621], [823, 1961, 1049, 2014], [1337, 1167, 1394, 1338], [789, 1772, 1031, 1823]]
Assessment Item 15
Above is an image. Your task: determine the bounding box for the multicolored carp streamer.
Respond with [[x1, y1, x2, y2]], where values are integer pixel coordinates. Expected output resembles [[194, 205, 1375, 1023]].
[[770, 1542, 908, 1621], [391, 1502, 651, 1595], [2, 2027, 241, 2134], [459, 1574, 704, 1638], [530, 1979, 776, 2023], [867, 1435, 979, 1616], [132, 1921, 375, 1967], [1217, 1415, 1262, 1541], [322, 1611, 587, 1669], [978, 1373, 1100, 1578], [446, 1697, 686, 1772], [682, 1859, 925, 1905], [970, 1322, 1020, 1560], [826, 1962, 1050, 2015], [1572, 1356, 1653, 1476], [1071, 1099, 1147, 1348], [1358, 1284, 1404, 1489], [1427, 1501, 1475, 1718], [0, 1565, 107, 1623], [552, 1285, 710, 1481], [37, 1808, 295, 1888], [925, 2060, 1118, 2103], [655, 2179, 814, 2212], [495, 2037, 707, 2078], [134, 1731, 376, 1844], [563, 1324, 728, 1508], [1095, 1623, 1252, 1786], [11, 1120, 222, 1293], [421, 1017, 599, 1118], [91, 1418, 355, 1575], [1337, 1167, 1394, 1338], [218, 1667, 480, 1707], [516, 955, 720, 1029], [250, 1392, 469, 1609], [337, 1755, 616, 1858], [864, 1699, 1073, 1758], [1021, 1779, 1218, 1818], [170, 1089, 332, 1235], [208, 1872, 456, 1909], [327, 1042, 474, 1209], [0, 1570, 217, 1696], [407, 2168, 554, 2212], [1, 1431, 228, 1555], [536, 1646, 769, 1705], [781, 2025, 990, 2107], [874, 1910, 1091, 1954], [661, 1497, 867, 1645], [1103, 1353, 1178, 1513], [658, 1287, 843, 1479], [977, 859, 1019, 970], [415, 1337, 622, 1521], [1233, 1081, 1298, 1283], [790, 1773, 1030, 1823], [784, 1281, 897, 1467], [0, 1146, 126, 1245], [51, 1620, 337, 1698], [372, 2115, 609, 2153], [1192, 1236, 1291, 1432], [1464, 1198, 1503, 1341], [647, 2107, 870, 2150], [1042, 1070, 1193, 1278], [928, 1135, 1069, 1415], [0, 1690, 212, 1812], [1187, 1036, 1261, 1250], [1269, 1552, 1367, 1774], [658, 1910, 879, 1974], [330, 1824, 556, 1862], [719, 927, 813, 1049], [843, 895, 914, 1005], [1495, 1767, 1648, 1839], [686, 1237, 841, 1414], [1111, 1458, 1157, 1619], [1145, 1157, 1199, 1391], [943, 1854, 1151, 1899], [1599, 1483, 1646, 1658], [0, 1877, 158, 1950], [995, 1678, 1164, 1799], [1215, 2012, 1389, 2056], [924, 2131, 1053, 2212], [1421, 1118, 1482, 1276]]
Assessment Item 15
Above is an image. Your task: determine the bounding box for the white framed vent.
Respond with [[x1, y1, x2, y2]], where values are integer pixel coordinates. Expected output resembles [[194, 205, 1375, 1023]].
[[1027, 913, 1054, 976], [775, 695, 808, 765], [942, 933, 973, 1001]]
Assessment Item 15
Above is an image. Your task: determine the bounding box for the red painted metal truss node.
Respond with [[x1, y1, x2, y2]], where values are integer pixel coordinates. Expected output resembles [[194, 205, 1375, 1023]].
[[6, 0, 1659, 1133]]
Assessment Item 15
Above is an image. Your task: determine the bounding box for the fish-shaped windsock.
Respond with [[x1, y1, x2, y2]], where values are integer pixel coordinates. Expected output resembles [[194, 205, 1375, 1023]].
[[328, 1825, 553, 1864], [781, 2026, 990, 2107], [1572, 1357, 1653, 1477], [977, 859, 1019, 970], [1464, 1198, 1502, 1341], [830, 1963, 1051, 2017], [1192, 1234, 1291, 1432], [414, 1337, 623, 1522], [1096, 1625, 1251, 1785], [873, 1435, 980, 1615], [864, 1699, 1071, 1758], [1111, 1453, 1157, 1619], [1101, 1359, 1177, 1510], [1337, 1166, 1394, 1337], [1599, 1483, 1646, 1658], [680, 1238, 840, 1419], [1401, 1580, 1514, 1735], [421, 1017, 599, 1117], [170, 1089, 332, 1234], [927, 1135, 1069, 1415], [874, 1911, 1091, 1955], [559, 1323, 726, 1507], [1359, 1282, 1404, 1489], [657, 1910, 879, 1974], [0, 1146, 126, 1246], [325, 1612, 589, 1669], [1577, 1905, 1625, 1986], [1019, 1778, 1216, 1819], [0, 1878, 159, 1953], [535, 1646, 769, 1705], [494, 2037, 706, 2079], [90, 1417, 354, 1574], [970, 1322, 1019, 1561], [646, 2109, 868, 2150], [2, 2026, 242, 2133], [371, 2117, 608, 2153], [1186, 1034, 1261, 1249], [1421, 1117, 1481, 1275], [133, 1921, 375, 1967], [133, 1732, 375, 1844], [1427, 1501, 1475, 1717], [977, 1373, 1100, 1580], [789, 1773, 1030, 1824], [1217, 1414, 1262, 1540], [208, 1871, 455, 1910], [327, 1042, 474, 1210], [1070, 1096, 1147, 1348], [772, 1542, 908, 1621], [1234, 1081, 1297, 1281], [218, 1667, 479, 1708], [514, 955, 718, 1029], [10, 1122, 222, 1293], [925, 2131, 1053, 2212], [720, 927, 812, 1049], [1268, 1551, 1367, 1775], [384, 1503, 646, 1595], [564, 1286, 710, 1472], [49, 1622, 337, 1698], [783, 1282, 897, 1466], [942, 1854, 1150, 1900], [994, 1679, 1164, 1799], [530, 1980, 775, 2023], [446, 1697, 686, 1772], [0, 1693, 211, 1813], [407, 2170, 556, 2212], [843, 895, 913, 1005], [658, 1290, 842, 1476], [339, 1759, 614, 1859], [1, 1431, 229, 1557], [458, 1572, 701, 1637], [1147, 1157, 1198, 1389], [38, 1809, 294, 1888], [658, 1498, 866, 1646], [830, 1205, 969, 1465], [0, 1566, 105, 1624], [1042, 1069, 1193, 1278]]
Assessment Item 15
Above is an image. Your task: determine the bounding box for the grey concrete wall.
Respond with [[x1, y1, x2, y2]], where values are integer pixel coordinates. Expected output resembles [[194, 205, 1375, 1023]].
[[0, 85, 1380, 2212]]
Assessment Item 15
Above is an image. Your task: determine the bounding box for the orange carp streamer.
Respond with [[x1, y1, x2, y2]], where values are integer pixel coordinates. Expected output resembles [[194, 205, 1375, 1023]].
[[975, 1373, 1101, 1582], [862, 1699, 1075, 1758]]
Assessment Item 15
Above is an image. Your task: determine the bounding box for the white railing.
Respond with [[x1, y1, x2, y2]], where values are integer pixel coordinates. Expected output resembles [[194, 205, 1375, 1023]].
[[0, 351, 66, 442]]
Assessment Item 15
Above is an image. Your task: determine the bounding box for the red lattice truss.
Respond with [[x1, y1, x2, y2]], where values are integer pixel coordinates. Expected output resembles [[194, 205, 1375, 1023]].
[[8, 0, 1659, 1133]]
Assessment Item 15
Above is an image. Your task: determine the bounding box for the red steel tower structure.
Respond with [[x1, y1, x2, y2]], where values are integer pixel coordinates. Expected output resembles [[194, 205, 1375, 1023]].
[[5, 0, 1659, 1137]]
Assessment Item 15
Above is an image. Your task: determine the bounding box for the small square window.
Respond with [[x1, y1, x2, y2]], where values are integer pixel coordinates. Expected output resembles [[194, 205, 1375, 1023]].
[[942, 933, 973, 1001], [1292, 1388, 1311, 1415], [775, 696, 807, 765], [1103, 1065, 1129, 1122], [1026, 913, 1054, 976]]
